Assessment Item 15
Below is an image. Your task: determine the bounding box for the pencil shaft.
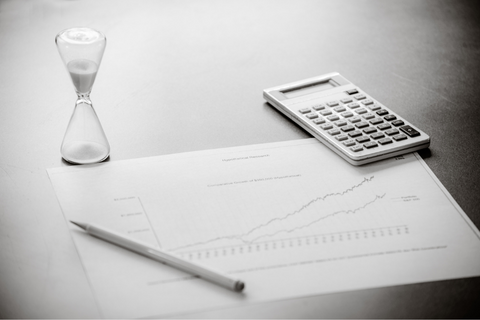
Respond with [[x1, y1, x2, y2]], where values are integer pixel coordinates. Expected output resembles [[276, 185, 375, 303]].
[[72, 221, 244, 292]]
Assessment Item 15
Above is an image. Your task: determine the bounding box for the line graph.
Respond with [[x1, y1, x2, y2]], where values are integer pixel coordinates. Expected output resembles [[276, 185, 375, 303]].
[[154, 175, 393, 252]]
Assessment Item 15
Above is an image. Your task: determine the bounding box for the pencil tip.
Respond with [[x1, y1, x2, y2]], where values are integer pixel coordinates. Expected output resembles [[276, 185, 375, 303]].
[[70, 220, 87, 230]]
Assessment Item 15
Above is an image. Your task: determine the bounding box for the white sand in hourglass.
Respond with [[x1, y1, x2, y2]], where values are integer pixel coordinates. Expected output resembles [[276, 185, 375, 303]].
[[67, 59, 98, 94]]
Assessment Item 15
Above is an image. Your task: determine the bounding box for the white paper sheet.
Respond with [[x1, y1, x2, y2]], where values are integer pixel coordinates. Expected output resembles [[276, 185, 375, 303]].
[[47, 139, 480, 318]]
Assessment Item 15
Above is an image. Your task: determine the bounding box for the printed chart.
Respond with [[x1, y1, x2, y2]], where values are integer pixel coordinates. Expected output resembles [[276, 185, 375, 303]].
[[48, 139, 480, 318]]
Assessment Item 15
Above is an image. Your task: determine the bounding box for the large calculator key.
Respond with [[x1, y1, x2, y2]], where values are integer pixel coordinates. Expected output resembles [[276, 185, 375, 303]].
[[313, 118, 326, 125], [351, 145, 364, 152], [377, 123, 392, 130], [347, 102, 360, 109], [355, 121, 369, 129], [341, 111, 354, 118], [400, 125, 421, 137], [376, 109, 389, 116], [392, 119, 405, 127], [306, 113, 318, 119], [362, 113, 375, 120], [371, 132, 385, 140], [356, 136, 370, 143], [355, 108, 368, 114], [378, 138, 393, 145], [327, 115, 340, 121], [348, 130, 362, 138], [370, 118, 384, 125], [393, 133, 408, 141], [328, 129, 341, 136], [336, 134, 349, 141], [362, 99, 374, 105], [299, 108, 311, 114], [341, 97, 353, 104], [335, 120, 348, 127], [341, 125, 355, 132], [384, 114, 397, 121], [343, 140, 356, 147], [334, 106, 346, 112], [327, 101, 339, 107], [320, 110, 332, 116], [363, 127, 377, 134], [354, 94, 366, 100], [320, 123, 333, 130], [313, 104, 326, 111], [385, 128, 400, 136], [348, 116, 362, 123], [368, 104, 381, 111], [346, 89, 359, 95], [364, 141, 378, 149]]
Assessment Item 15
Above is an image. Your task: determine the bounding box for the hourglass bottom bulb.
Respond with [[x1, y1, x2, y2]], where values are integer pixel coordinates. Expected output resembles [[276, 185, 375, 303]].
[[62, 141, 109, 164]]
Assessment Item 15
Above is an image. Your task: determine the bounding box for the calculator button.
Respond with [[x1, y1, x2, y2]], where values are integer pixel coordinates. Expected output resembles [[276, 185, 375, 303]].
[[363, 127, 377, 134], [392, 120, 405, 127], [393, 133, 408, 141], [313, 105, 326, 111], [377, 123, 392, 130], [348, 130, 362, 138], [355, 108, 368, 114], [371, 132, 385, 140], [348, 116, 362, 123], [385, 128, 400, 136], [364, 141, 378, 149], [335, 134, 348, 141], [384, 114, 397, 121], [362, 99, 374, 105], [370, 118, 384, 125], [346, 89, 359, 95], [376, 109, 389, 116], [400, 125, 421, 137], [343, 140, 356, 147], [347, 102, 360, 109], [368, 104, 382, 111], [320, 110, 332, 116], [328, 129, 341, 136], [320, 123, 333, 130], [299, 108, 311, 114], [327, 115, 340, 121], [356, 136, 370, 143], [306, 113, 318, 119], [362, 113, 375, 120], [334, 106, 346, 112], [313, 118, 326, 125], [335, 120, 348, 127], [351, 145, 364, 152], [341, 125, 355, 132], [354, 94, 366, 100], [327, 101, 339, 107], [341, 97, 353, 104], [355, 121, 369, 129], [341, 111, 354, 118], [378, 138, 393, 145]]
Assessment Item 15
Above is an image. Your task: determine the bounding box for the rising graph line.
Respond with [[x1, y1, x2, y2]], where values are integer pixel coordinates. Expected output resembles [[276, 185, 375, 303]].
[[247, 193, 386, 243], [169, 176, 376, 251]]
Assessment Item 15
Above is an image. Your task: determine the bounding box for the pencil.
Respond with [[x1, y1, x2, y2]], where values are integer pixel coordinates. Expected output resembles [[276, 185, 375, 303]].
[[70, 221, 245, 292]]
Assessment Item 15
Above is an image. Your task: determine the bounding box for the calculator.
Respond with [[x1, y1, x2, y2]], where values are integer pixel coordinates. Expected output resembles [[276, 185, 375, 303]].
[[263, 72, 430, 165]]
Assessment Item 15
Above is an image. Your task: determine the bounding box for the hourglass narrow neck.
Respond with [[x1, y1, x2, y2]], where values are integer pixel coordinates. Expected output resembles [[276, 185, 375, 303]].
[[76, 93, 92, 105]]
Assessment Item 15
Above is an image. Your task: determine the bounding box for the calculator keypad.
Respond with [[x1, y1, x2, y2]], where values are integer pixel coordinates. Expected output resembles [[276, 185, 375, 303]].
[[298, 89, 422, 155]]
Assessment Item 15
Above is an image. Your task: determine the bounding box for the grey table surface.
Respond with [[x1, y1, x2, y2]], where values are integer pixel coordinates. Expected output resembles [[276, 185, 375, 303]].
[[1, 0, 479, 318]]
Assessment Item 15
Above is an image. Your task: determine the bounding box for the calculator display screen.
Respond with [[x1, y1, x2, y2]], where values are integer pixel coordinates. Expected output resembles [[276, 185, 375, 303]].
[[281, 80, 338, 99]]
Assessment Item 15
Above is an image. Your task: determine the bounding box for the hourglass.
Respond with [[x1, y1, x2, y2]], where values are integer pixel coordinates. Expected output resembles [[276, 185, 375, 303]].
[[55, 27, 110, 164]]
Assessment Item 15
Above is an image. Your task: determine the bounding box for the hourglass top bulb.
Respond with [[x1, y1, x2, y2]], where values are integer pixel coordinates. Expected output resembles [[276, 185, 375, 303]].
[[56, 27, 106, 95]]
